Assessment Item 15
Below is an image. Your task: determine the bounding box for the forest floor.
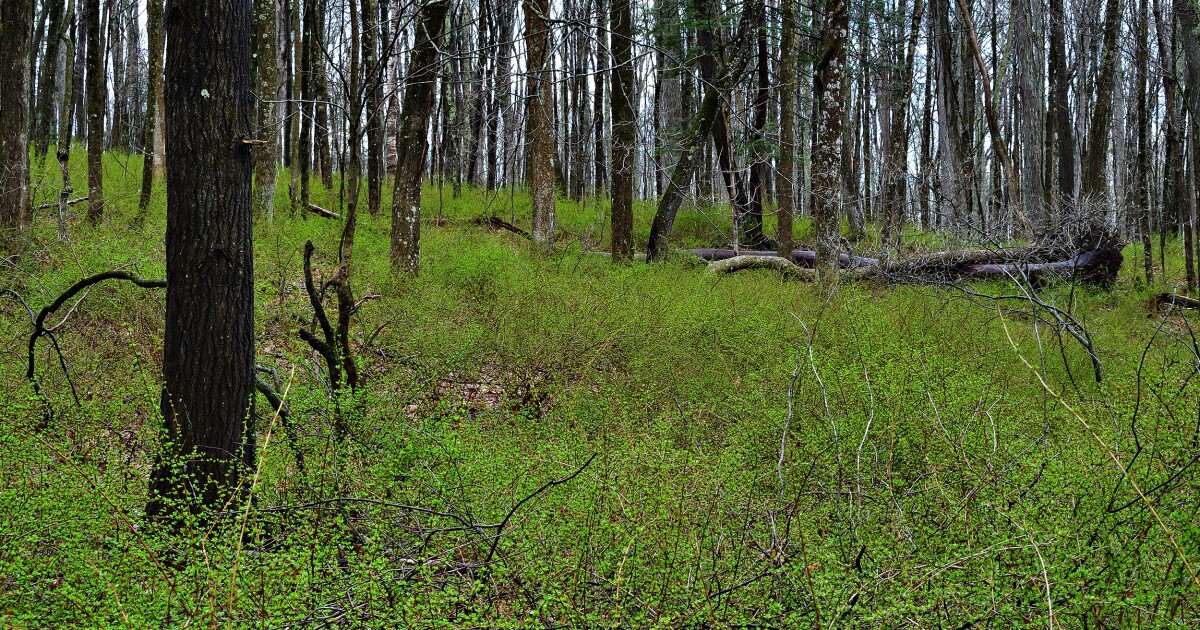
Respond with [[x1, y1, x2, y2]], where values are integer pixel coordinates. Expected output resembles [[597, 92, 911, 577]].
[[2, 149, 1200, 627]]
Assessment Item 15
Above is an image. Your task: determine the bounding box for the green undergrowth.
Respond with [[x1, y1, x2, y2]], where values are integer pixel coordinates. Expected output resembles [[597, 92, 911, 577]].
[[1, 147, 1199, 627]]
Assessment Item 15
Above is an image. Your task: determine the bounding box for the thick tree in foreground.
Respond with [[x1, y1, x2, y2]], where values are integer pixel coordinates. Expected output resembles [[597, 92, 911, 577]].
[[391, 0, 449, 274], [524, 0, 556, 245], [0, 0, 34, 240], [610, 0, 634, 260], [148, 0, 257, 520]]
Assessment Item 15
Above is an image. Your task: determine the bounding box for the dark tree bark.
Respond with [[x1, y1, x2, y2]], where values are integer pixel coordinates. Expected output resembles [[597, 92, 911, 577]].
[[56, 0, 78, 239], [593, 0, 608, 193], [84, 0, 103, 223], [344, 0, 362, 221], [72, 4, 87, 142], [1049, 0, 1075, 207], [930, 0, 971, 228], [390, 0, 449, 274], [812, 0, 849, 272], [881, 0, 924, 251], [254, 0, 280, 220], [33, 0, 65, 159], [646, 86, 720, 260], [288, 0, 302, 213], [147, 0, 257, 522], [524, 0, 556, 245], [1013, 0, 1045, 230], [135, 0, 164, 224], [1080, 0, 1122, 201], [299, 0, 316, 209], [610, 0, 634, 260], [364, 0, 382, 216], [569, 0, 589, 201], [747, 0, 770, 250], [0, 0, 34, 240], [1135, 0, 1153, 282], [777, 0, 797, 257], [314, 0, 332, 189]]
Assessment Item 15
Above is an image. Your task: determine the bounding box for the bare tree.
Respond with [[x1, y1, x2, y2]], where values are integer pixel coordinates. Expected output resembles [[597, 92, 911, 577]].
[[525, 0, 557, 245], [610, 0, 634, 260], [84, 0, 103, 224], [390, 0, 449, 274]]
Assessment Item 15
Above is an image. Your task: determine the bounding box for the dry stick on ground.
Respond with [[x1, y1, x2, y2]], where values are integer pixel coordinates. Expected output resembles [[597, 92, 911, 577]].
[[37, 196, 87, 211]]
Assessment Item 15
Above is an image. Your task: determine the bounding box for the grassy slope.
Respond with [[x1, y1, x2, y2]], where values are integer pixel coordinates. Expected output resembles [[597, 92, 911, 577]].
[[1, 148, 1198, 627]]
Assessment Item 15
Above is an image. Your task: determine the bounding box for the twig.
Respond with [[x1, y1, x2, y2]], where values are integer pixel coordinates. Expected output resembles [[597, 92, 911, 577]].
[[485, 453, 597, 563]]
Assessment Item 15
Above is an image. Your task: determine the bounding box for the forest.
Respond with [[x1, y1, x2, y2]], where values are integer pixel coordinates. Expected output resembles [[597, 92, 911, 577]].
[[2, 0, 1200, 625]]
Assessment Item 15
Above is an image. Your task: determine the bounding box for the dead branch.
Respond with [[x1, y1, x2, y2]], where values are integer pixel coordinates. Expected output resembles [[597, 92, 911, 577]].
[[473, 215, 529, 237], [300, 241, 340, 392], [255, 372, 305, 473], [36, 196, 87, 211], [25, 271, 166, 408]]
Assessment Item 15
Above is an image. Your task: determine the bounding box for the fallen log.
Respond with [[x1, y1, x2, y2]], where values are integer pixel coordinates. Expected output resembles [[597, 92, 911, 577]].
[[306, 203, 339, 219], [1151, 293, 1200, 310], [708, 255, 816, 279], [695, 246, 1123, 285]]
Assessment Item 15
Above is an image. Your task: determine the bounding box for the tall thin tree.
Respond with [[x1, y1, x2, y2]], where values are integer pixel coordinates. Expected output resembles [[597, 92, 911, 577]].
[[610, 0, 635, 260]]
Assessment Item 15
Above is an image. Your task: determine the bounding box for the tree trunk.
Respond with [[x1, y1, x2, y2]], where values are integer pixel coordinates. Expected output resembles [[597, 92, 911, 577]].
[[593, 0, 608, 193], [1048, 0, 1075, 210], [314, 0, 332, 189], [147, 0, 257, 523], [0, 0, 34, 241], [646, 86, 721, 260], [364, 0, 382, 216], [610, 0, 634, 260], [300, 0, 315, 208], [33, 0, 65, 159], [253, 0, 280, 221], [84, 0, 103, 223], [390, 0, 449, 274], [930, 0, 969, 229], [881, 0, 924, 252], [812, 0, 849, 273], [747, 0, 770, 250], [524, 0, 556, 245], [777, 0, 797, 257], [1135, 0, 1154, 282], [136, 0, 164, 223], [56, 0, 78, 239], [1013, 0, 1045, 231], [288, 0, 302, 214], [1080, 0, 1123, 201], [344, 0, 361, 223]]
